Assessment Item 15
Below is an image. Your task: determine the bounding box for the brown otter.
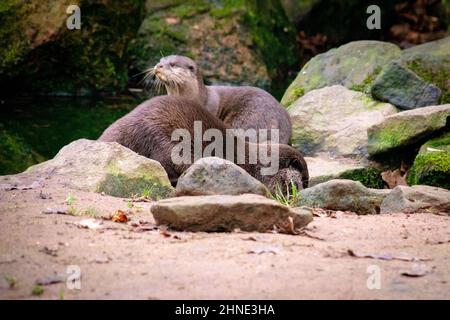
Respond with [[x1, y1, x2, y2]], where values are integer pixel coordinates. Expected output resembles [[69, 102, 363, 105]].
[[145, 55, 292, 144], [99, 96, 308, 192]]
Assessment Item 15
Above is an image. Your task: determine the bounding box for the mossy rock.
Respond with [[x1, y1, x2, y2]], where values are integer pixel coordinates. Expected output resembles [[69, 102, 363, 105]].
[[367, 104, 450, 156], [10, 139, 175, 199], [407, 132, 450, 190], [281, 41, 401, 107], [339, 167, 384, 189], [128, 0, 298, 97], [288, 85, 398, 157], [0, 0, 145, 96], [371, 37, 450, 109]]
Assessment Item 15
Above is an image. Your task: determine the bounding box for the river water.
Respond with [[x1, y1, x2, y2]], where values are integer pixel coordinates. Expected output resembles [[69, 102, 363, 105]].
[[0, 96, 143, 175]]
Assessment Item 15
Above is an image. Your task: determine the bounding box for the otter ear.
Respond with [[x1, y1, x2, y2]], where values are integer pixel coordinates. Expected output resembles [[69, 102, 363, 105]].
[[289, 158, 303, 170]]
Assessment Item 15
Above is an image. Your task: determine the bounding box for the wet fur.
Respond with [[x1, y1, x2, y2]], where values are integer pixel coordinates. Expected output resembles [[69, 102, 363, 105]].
[[151, 55, 292, 144], [99, 96, 308, 191]]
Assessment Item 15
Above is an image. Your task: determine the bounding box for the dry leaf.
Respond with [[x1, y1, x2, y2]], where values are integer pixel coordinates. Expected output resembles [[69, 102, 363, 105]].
[[111, 210, 128, 223]]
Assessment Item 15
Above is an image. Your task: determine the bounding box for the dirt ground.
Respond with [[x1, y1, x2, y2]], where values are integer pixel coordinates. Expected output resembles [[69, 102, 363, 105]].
[[0, 184, 449, 300]]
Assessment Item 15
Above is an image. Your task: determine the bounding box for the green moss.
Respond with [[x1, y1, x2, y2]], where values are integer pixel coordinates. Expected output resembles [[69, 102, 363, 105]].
[[97, 173, 174, 199], [421, 132, 450, 151], [339, 167, 384, 189], [406, 58, 450, 104], [0, 129, 45, 175], [291, 87, 305, 101], [407, 152, 450, 189], [31, 285, 44, 296], [350, 66, 382, 94], [0, 0, 146, 95]]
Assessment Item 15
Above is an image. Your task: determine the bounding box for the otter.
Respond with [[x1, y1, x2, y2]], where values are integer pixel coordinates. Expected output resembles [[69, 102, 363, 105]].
[[99, 96, 308, 192], [145, 55, 292, 144]]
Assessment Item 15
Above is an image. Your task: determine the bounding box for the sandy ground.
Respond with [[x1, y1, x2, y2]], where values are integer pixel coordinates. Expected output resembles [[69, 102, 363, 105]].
[[0, 184, 449, 300]]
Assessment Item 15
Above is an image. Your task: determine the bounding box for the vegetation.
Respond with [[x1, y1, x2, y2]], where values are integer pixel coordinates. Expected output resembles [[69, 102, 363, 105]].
[[270, 180, 302, 207]]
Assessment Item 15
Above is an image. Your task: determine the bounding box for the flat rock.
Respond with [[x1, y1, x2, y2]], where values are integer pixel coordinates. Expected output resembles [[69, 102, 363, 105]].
[[0, 139, 174, 199], [151, 194, 313, 233], [380, 185, 450, 215], [176, 157, 269, 197], [298, 179, 390, 215], [288, 85, 398, 156], [367, 104, 450, 155], [281, 40, 401, 106]]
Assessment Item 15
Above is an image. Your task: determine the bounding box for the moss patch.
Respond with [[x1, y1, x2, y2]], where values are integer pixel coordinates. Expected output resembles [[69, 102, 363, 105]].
[[350, 66, 382, 94], [97, 173, 174, 199], [0, 0, 146, 95], [407, 132, 450, 190], [339, 167, 384, 189], [407, 152, 450, 190], [128, 0, 298, 98]]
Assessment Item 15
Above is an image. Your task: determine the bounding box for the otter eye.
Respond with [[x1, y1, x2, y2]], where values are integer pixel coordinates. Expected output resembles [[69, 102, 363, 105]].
[[169, 62, 175, 67], [188, 65, 195, 71]]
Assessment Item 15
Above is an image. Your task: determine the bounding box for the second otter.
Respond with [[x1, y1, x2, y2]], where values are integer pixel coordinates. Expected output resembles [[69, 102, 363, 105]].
[[99, 96, 308, 192], [147, 55, 292, 144]]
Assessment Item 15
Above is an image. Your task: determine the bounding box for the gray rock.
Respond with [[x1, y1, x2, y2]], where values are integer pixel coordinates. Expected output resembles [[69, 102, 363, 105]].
[[151, 194, 313, 233], [371, 36, 450, 110], [176, 157, 269, 197], [298, 179, 390, 215], [371, 61, 441, 110], [380, 185, 450, 215], [288, 85, 398, 156], [281, 41, 401, 106], [305, 154, 366, 186], [367, 104, 450, 155], [1, 139, 174, 199]]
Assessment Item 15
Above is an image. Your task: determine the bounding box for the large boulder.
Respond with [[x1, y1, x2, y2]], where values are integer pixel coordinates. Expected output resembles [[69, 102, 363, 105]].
[[151, 194, 313, 233], [297, 179, 390, 215], [281, 41, 401, 106], [367, 104, 450, 156], [0, 139, 174, 198], [380, 185, 450, 215], [407, 132, 450, 190], [0, 0, 145, 95], [288, 85, 398, 157], [176, 157, 269, 197], [129, 0, 298, 94], [371, 37, 450, 109]]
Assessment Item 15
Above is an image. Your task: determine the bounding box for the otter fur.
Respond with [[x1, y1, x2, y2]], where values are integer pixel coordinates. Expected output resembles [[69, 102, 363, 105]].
[[147, 55, 292, 144], [99, 96, 308, 192]]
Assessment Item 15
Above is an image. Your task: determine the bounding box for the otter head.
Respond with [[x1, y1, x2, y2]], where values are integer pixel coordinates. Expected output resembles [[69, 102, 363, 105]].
[[149, 55, 206, 103], [258, 144, 309, 196]]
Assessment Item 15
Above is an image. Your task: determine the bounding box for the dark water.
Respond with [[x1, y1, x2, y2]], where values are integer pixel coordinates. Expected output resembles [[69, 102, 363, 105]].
[[0, 96, 142, 175]]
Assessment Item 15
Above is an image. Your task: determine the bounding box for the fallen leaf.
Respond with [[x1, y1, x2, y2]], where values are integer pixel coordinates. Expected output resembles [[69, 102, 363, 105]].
[[111, 210, 128, 223]]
